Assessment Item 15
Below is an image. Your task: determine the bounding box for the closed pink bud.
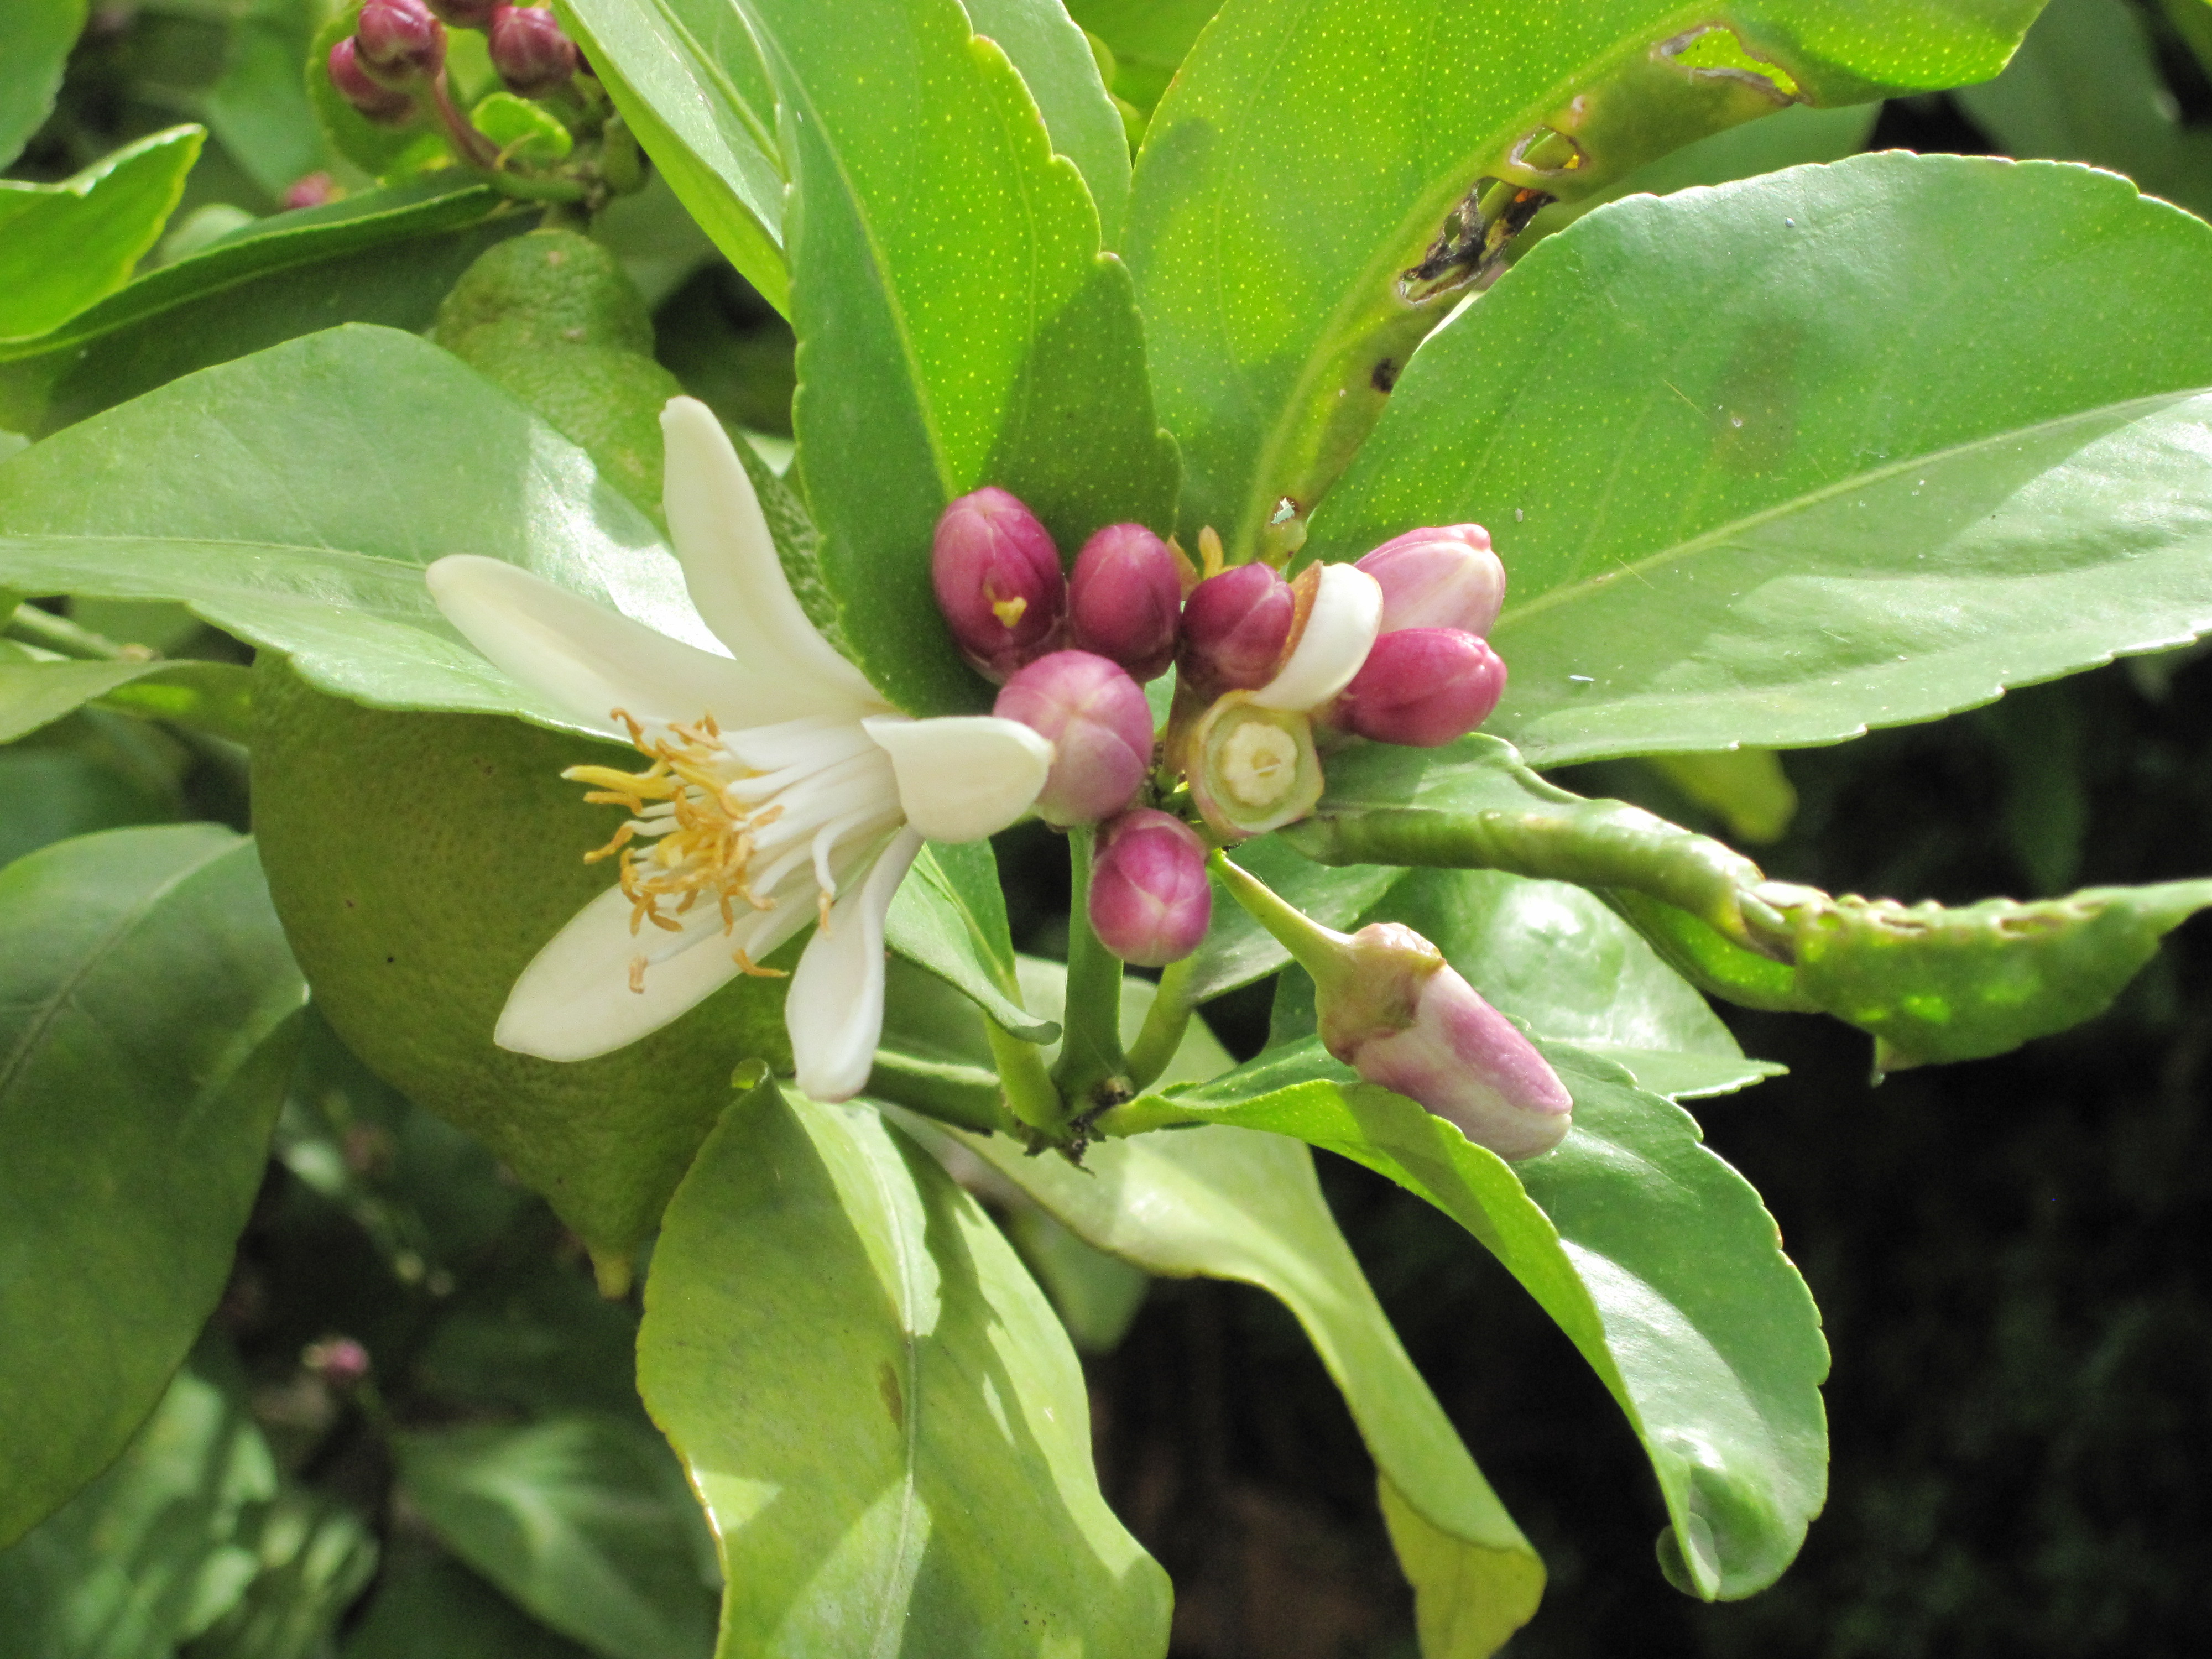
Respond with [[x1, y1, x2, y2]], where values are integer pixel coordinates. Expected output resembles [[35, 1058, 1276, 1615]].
[[428, 0, 498, 25], [994, 650, 1154, 826], [1089, 810, 1212, 967], [1068, 523, 1182, 681], [303, 1335, 372, 1389], [328, 38, 418, 124], [283, 171, 337, 211], [1357, 524, 1506, 637], [356, 0, 445, 84], [1330, 627, 1505, 747], [932, 486, 1067, 682], [1178, 562, 1294, 700], [1320, 923, 1571, 1160], [488, 4, 578, 96]]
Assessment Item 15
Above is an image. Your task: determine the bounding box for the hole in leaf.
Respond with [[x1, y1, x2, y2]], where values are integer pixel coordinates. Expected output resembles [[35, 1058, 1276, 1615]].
[[1397, 176, 1553, 304], [1510, 125, 1588, 178], [1658, 23, 1800, 101]]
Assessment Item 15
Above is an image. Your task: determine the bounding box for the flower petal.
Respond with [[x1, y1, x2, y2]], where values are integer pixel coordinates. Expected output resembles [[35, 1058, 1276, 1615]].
[[860, 714, 1053, 842], [427, 555, 782, 733], [788, 826, 923, 1102], [660, 397, 882, 712], [1251, 564, 1384, 712], [494, 875, 817, 1062]]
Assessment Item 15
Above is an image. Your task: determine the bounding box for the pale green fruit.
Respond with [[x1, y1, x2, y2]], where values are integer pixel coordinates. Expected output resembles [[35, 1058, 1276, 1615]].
[[251, 658, 791, 1290]]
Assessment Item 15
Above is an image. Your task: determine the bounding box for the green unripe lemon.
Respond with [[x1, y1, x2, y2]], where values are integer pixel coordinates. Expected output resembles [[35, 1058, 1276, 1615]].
[[251, 658, 791, 1290], [431, 228, 683, 524]]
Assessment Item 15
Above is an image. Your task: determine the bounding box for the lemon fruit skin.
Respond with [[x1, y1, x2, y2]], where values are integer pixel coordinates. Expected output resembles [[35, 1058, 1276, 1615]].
[[252, 657, 790, 1286], [431, 228, 682, 524]]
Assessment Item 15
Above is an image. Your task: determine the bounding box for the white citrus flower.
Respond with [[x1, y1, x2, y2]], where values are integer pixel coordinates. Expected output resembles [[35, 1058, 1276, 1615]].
[[426, 397, 1052, 1101]]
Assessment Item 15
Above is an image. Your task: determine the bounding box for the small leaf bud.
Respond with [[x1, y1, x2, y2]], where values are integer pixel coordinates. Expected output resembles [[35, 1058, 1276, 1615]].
[[1178, 562, 1294, 700], [356, 0, 445, 84], [328, 38, 418, 125], [1320, 924, 1571, 1160], [994, 650, 1155, 826], [932, 486, 1067, 682], [488, 4, 579, 96], [1329, 627, 1506, 747], [1089, 810, 1212, 967], [1356, 523, 1506, 637], [1185, 693, 1323, 840], [1068, 522, 1182, 681]]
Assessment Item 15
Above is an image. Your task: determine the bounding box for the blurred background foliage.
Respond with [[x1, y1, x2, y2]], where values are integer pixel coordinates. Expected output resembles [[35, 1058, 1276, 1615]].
[[4, 0, 2210, 1653]]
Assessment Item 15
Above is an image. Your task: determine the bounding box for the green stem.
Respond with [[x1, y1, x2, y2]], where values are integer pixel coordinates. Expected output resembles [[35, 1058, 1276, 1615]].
[[1051, 825, 1129, 1110], [1208, 850, 1360, 994], [864, 1052, 1015, 1135], [1124, 956, 1197, 1094], [987, 1021, 1064, 1138], [1090, 1094, 1213, 1138], [3, 602, 130, 661]]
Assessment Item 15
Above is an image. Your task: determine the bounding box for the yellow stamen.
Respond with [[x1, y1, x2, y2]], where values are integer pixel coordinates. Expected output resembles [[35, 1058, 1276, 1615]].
[[989, 593, 1029, 628], [733, 948, 787, 979]]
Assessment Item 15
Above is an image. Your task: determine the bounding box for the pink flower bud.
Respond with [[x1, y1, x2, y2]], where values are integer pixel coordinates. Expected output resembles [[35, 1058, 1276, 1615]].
[[1089, 810, 1212, 967], [488, 5, 579, 96], [302, 1335, 372, 1389], [1178, 562, 1293, 700], [282, 172, 337, 211], [1320, 923, 1571, 1160], [1067, 522, 1182, 681], [932, 486, 1067, 682], [428, 0, 498, 25], [994, 650, 1154, 826], [1357, 524, 1506, 637], [1329, 627, 1506, 747], [356, 0, 445, 84], [328, 38, 418, 125]]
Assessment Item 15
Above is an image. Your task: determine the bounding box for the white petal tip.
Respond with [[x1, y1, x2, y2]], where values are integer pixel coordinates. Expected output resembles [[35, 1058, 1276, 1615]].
[[864, 714, 1053, 843]]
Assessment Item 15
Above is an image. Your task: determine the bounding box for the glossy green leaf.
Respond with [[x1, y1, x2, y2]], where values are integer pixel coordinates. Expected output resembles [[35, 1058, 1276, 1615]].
[[0, 1350, 278, 1656], [200, 11, 328, 201], [1364, 868, 1777, 1101], [1314, 154, 2212, 765], [1603, 888, 1817, 1014], [1779, 880, 2212, 1070], [1066, 0, 1219, 110], [1005, 1207, 1152, 1353], [638, 1079, 1171, 1656], [0, 179, 523, 436], [395, 1417, 718, 1659], [181, 1488, 379, 1659], [0, 326, 704, 726], [757, 0, 1178, 714], [1281, 735, 1776, 948], [555, 0, 790, 314], [343, 1551, 598, 1659], [0, 650, 253, 744], [963, 0, 1134, 247], [952, 1118, 1546, 1655], [1957, 0, 2212, 217], [1139, 1037, 1828, 1601], [0, 827, 305, 1549], [0, 128, 206, 343], [0, 0, 87, 170], [1128, 0, 2045, 558], [885, 839, 1060, 1043], [1184, 829, 1406, 1002]]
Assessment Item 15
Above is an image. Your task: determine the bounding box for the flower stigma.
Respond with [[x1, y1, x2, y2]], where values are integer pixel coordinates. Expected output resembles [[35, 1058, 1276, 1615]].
[[1219, 719, 1299, 808]]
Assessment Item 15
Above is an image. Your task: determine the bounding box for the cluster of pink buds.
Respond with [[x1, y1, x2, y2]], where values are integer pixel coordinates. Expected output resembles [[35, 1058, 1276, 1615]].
[[931, 489, 1513, 979], [328, 0, 577, 127]]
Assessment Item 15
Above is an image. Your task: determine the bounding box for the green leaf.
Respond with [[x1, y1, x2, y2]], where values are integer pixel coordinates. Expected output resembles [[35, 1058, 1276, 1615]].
[[1643, 749, 1799, 846], [0, 178, 523, 437], [1957, 0, 2212, 218], [755, 0, 1178, 714], [0, 650, 253, 744], [1066, 0, 1219, 111], [1185, 830, 1406, 1002], [181, 1489, 379, 1659], [1778, 880, 2212, 1070], [1281, 735, 1775, 948], [637, 1079, 1171, 1656], [200, 11, 328, 201], [0, 827, 305, 1550], [1313, 153, 2212, 765], [884, 839, 1061, 1043], [0, 1349, 280, 1655], [342, 1551, 599, 1659], [0, 127, 207, 343], [1127, 0, 2045, 559], [0, 735, 188, 871], [555, 0, 790, 315], [948, 1117, 1546, 1656], [1152, 1037, 1828, 1601], [963, 0, 1134, 248], [472, 93, 575, 166], [0, 0, 87, 170], [394, 1417, 719, 1659], [1602, 888, 1818, 1014], [0, 326, 701, 724], [1004, 1207, 1152, 1353]]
